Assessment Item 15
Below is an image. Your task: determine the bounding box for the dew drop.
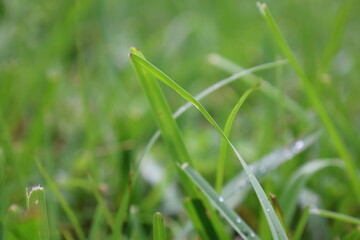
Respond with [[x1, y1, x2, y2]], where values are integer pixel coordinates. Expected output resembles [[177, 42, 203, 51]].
[[250, 231, 255, 237], [267, 208, 270, 212], [236, 217, 242, 223], [295, 140, 305, 150], [218, 196, 224, 202]]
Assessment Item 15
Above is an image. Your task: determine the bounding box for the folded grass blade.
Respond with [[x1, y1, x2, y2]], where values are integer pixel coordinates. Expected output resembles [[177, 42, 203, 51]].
[[130, 48, 288, 240]]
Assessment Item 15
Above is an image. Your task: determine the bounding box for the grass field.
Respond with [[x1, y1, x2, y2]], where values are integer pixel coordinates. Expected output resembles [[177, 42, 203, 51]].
[[1, 0, 360, 239]]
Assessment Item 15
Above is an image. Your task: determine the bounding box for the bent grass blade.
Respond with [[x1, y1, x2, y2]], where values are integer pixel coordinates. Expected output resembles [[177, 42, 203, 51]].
[[130, 48, 288, 240]]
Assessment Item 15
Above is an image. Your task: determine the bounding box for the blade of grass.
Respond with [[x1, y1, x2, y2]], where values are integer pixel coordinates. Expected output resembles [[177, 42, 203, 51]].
[[292, 206, 310, 240], [257, 2, 360, 201], [153, 212, 167, 240], [26, 186, 50, 240], [130, 47, 230, 240], [130, 48, 288, 240], [88, 205, 105, 240], [35, 158, 86, 240], [216, 86, 257, 193], [310, 208, 360, 225], [181, 164, 259, 240]]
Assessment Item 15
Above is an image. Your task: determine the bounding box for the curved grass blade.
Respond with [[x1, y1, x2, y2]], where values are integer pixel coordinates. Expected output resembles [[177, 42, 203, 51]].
[[222, 131, 321, 207], [153, 212, 167, 240], [279, 159, 343, 223], [181, 163, 259, 240], [216, 86, 257, 193], [130, 48, 288, 240], [257, 2, 360, 201], [135, 58, 288, 177], [208, 53, 308, 123]]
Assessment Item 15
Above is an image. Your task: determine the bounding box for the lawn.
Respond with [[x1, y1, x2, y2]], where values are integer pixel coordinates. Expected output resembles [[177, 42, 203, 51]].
[[1, 0, 360, 239]]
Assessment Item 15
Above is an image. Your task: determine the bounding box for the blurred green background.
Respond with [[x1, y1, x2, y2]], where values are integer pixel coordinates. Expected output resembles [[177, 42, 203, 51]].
[[1, 0, 359, 239]]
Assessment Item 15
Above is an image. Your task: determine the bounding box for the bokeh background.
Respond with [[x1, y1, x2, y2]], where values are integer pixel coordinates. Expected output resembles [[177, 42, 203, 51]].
[[1, 0, 360, 239]]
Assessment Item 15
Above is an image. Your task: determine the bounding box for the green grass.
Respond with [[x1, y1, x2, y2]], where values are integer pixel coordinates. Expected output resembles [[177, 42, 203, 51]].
[[1, 0, 360, 239]]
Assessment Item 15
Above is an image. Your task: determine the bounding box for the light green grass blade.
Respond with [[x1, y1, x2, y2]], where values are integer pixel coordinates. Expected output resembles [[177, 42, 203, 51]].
[[111, 187, 130, 240], [257, 2, 360, 201], [35, 159, 86, 240], [26, 186, 50, 240], [181, 164, 259, 240], [216, 87, 257, 193], [280, 159, 343, 223], [223, 131, 320, 207], [130, 47, 230, 240], [153, 212, 167, 240], [292, 206, 310, 240], [208, 53, 308, 123], [130, 48, 288, 240], [88, 205, 105, 240], [310, 208, 360, 226]]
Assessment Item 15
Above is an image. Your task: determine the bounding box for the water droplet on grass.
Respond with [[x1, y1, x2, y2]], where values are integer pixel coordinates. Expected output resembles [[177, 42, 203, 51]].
[[295, 140, 305, 150], [236, 217, 242, 223], [218, 196, 224, 202]]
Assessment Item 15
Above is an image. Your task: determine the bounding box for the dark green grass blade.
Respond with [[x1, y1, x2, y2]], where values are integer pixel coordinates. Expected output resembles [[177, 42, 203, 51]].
[[216, 87, 257, 193], [257, 2, 360, 201], [181, 164, 259, 240], [183, 199, 220, 240], [153, 212, 167, 240], [130, 48, 288, 240]]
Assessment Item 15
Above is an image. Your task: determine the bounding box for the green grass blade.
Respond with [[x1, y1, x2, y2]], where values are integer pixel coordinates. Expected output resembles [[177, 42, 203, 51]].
[[181, 164, 259, 240], [257, 2, 360, 202], [130, 48, 288, 239], [216, 87, 257, 193], [111, 187, 130, 240], [209, 53, 308, 123], [292, 206, 310, 240], [26, 186, 50, 240], [35, 159, 86, 240], [310, 208, 360, 225], [153, 212, 167, 240], [88, 205, 105, 240]]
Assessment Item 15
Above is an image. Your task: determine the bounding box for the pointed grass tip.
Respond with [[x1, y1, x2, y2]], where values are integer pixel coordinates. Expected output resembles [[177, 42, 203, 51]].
[[180, 162, 189, 169], [256, 2, 267, 16]]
